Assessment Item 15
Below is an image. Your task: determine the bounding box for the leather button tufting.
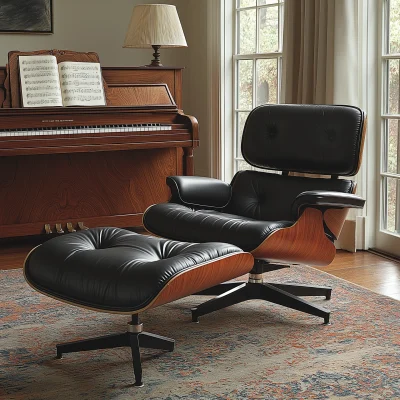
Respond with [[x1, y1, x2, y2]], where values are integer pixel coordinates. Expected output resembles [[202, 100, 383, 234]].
[[326, 129, 337, 142], [241, 104, 364, 176], [266, 124, 278, 139], [24, 227, 246, 312]]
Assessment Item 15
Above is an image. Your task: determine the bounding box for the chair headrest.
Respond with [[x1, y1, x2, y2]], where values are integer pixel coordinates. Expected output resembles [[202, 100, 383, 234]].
[[241, 104, 366, 176]]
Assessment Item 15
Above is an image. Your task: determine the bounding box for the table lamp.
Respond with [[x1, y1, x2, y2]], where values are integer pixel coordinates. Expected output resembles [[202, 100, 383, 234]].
[[123, 4, 187, 67]]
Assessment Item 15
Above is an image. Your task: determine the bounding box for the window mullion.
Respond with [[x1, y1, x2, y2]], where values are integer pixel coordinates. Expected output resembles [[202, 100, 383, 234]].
[[234, 53, 283, 60], [254, 3, 259, 113], [232, 0, 284, 175], [253, 58, 257, 110], [379, 0, 400, 236]]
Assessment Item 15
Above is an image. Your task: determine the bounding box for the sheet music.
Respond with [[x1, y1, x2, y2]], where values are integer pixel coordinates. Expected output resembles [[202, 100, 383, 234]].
[[59, 62, 106, 106], [19, 55, 63, 107]]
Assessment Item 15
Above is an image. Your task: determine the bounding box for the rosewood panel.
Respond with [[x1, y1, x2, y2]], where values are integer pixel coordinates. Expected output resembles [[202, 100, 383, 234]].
[[0, 68, 5, 107], [324, 183, 357, 239], [106, 84, 175, 107], [0, 148, 179, 238], [251, 208, 337, 266], [324, 208, 350, 239], [0, 214, 144, 239], [101, 67, 183, 108], [149, 253, 254, 312]]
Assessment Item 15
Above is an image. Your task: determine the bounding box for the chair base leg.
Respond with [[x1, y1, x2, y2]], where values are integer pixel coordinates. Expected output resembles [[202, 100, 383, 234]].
[[56, 318, 175, 387], [193, 281, 245, 296], [267, 283, 332, 300], [191, 282, 331, 324]]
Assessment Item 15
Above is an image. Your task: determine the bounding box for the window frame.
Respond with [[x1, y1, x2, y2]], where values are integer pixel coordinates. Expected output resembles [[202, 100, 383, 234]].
[[380, 0, 400, 237], [228, 0, 284, 178]]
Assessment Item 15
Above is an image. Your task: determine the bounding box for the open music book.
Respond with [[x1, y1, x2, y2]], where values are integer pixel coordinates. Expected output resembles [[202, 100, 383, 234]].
[[19, 55, 106, 107]]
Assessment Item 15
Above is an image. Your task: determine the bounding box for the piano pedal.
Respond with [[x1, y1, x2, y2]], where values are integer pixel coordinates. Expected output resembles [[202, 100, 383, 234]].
[[66, 222, 76, 233], [55, 224, 65, 234], [78, 222, 89, 231], [44, 224, 53, 235]]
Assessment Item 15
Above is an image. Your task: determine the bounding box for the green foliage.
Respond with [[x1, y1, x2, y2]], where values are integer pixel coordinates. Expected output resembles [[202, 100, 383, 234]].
[[389, 0, 400, 53], [236, 3, 281, 171], [237, 4, 280, 112]]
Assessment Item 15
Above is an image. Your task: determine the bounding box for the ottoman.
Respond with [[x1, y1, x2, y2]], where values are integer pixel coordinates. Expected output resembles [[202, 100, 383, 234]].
[[24, 227, 253, 386]]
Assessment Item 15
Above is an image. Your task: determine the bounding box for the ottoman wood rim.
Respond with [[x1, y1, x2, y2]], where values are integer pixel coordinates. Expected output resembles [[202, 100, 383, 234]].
[[24, 247, 254, 315]]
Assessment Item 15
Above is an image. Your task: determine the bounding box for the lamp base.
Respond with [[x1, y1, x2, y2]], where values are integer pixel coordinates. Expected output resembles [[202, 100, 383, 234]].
[[146, 45, 163, 67]]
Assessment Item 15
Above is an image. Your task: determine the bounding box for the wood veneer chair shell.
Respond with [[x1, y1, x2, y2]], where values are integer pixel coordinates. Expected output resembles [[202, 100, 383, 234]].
[[251, 208, 336, 266]]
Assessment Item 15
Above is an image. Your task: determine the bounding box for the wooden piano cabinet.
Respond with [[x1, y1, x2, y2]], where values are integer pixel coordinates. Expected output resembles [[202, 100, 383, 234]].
[[0, 66, 198, 238], [0, 68, 6, 107], [0, 148, 182, 238]]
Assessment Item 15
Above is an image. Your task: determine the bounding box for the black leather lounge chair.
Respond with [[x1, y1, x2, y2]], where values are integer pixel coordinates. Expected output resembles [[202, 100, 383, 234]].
[[143, 104, 366, 324]]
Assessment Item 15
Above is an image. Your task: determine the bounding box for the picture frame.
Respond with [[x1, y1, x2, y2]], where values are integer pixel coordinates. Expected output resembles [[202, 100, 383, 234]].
[[0, 0, 53, 34]]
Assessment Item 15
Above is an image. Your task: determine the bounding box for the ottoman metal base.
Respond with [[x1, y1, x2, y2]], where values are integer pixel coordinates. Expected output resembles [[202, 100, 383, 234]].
[[56, 315, 174, 387]]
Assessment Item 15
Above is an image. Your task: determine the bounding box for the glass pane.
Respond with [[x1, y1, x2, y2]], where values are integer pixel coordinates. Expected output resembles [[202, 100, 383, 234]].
[[388, 59, 400, 114], [258, 0, 279, 5], [237, 60, 253, 109], [389, 0, 400, 54], [239, 0, 256, 8], [385, 177, 400, 234], [256, 58, 278, 105], [236, 112, 250, 156], [387, 119, 400, 174], [258, 6, 279, 53], [238, 9, 257, 54]]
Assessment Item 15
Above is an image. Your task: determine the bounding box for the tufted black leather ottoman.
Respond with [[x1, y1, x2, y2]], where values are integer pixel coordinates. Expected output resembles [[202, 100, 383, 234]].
[[24, 227, 253, 386]]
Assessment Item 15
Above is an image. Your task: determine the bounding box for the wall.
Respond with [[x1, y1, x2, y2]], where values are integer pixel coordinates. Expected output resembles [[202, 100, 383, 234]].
[[0, 0, 211, 176], [176, 1, 210, 176], [0, 0, 183, 66]]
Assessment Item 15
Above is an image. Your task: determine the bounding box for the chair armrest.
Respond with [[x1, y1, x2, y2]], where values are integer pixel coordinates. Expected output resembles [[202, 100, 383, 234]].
[[167, 176, 232, 208], [291, 191, 365, 219]]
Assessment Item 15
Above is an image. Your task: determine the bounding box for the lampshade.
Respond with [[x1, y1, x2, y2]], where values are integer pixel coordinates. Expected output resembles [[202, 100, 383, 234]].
[[123, 4, 187, 49]]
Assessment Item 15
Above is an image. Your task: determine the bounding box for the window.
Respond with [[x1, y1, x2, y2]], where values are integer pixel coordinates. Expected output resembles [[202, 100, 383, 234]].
[[381, 0, 400, 235], [233, 0, 284, 173]]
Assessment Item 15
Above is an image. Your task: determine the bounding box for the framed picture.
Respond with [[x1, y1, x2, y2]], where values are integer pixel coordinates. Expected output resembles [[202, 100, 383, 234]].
[[0, 0, 53, 34]]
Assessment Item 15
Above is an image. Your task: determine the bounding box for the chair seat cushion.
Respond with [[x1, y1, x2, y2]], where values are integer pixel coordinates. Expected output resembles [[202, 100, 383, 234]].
[[143, 203, 294, 252], [24, 228, 249, 313]]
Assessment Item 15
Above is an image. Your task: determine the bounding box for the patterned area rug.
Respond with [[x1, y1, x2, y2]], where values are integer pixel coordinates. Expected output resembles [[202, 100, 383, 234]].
[[1, 267, 399, 400]]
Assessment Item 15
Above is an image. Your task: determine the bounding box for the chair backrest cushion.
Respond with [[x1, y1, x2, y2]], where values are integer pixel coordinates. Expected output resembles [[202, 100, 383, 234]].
[[241, 104, 365, 176], [225, 171, 355, 221]]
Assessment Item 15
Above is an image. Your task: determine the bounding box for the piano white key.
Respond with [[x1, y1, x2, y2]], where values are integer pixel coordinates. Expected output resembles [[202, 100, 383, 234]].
[[0, 123, 173, 137]]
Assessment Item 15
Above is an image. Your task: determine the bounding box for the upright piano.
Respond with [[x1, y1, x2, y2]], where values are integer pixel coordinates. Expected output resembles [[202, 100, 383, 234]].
[[0, 57, 198, 238]]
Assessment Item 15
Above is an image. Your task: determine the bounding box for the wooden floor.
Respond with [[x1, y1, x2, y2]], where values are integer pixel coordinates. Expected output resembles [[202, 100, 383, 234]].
[[1, 238, 399, 301], [315, 250, 400, 301]]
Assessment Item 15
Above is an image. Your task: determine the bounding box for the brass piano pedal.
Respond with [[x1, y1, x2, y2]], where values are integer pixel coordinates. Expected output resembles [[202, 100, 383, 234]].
[[78, 222, 89, 230], [44, 224, 53, 234], [66, 222, 76, 233], [55, 224, 64, 234]]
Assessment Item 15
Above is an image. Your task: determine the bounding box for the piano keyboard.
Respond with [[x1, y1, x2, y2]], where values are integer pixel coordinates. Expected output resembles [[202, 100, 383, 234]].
[[0, 123, 172, 137]]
